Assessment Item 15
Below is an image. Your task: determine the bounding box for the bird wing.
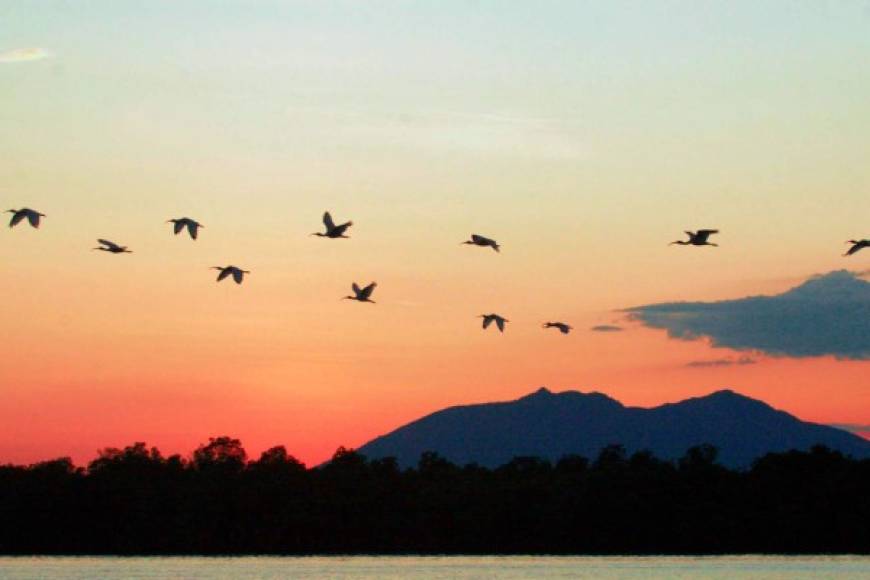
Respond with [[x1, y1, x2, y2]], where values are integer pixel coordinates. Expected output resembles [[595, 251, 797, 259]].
[[173, 220, 184, 235], [352, 282, 361, 296], [471, 234, 492, 245], [696, 229, 719, 242], [9, 211, 26, 228], [334, 222, 352, 235], [26, 211, 41, 228], [482, 316, 492, 329], [187, 221, 199, 240], [323, 212, 336, 230], [845, 241, 867, 256], [559, 324, 570, 334], [98, 239, 120, 251], [216, 268, 231, 281], [360, 282, 377, 299], [232, 268, 244, 284], [495, 317, 505, 332]]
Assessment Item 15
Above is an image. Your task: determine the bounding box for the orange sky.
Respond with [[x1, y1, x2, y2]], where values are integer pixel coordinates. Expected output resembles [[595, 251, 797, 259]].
[[2, 2, 869, 466]]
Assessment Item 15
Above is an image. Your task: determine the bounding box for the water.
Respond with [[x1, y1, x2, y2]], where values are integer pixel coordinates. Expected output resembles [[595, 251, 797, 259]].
[[0, 556, 868, 579]]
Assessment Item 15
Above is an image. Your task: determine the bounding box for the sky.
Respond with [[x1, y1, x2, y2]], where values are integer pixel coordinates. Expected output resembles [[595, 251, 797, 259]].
[[1, 1, 869, 466]]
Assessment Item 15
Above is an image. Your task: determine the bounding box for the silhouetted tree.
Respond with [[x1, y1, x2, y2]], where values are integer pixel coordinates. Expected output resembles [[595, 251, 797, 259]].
[[0, 439, 868, 555]]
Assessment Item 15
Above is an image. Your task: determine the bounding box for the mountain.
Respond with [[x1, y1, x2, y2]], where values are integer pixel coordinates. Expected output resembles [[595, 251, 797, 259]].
[[357, 388, 870, 468]]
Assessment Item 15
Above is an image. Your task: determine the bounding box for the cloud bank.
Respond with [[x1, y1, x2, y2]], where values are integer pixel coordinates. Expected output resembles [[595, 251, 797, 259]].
[[0, 48, 51, 63], [626, 270, 870, 359]]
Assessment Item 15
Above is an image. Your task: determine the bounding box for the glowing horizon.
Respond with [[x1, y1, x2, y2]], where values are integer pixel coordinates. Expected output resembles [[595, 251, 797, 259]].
[[2, 1, 868, 467]]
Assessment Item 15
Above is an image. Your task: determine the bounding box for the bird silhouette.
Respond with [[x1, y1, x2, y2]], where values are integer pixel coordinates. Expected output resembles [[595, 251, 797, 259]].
[[543, 322, 572, 334], [212, 266, 249, 284], [670, 229, 719, 247], [167, 217, 203, 240], [844, 239, 869, 256], [480, 313, 508, 332], [7, 208, 45, 229], [462, 234, 500, 252], [92, 239, 132, 253], [312, 212, 353, 238], [344, 282, 377, 303]]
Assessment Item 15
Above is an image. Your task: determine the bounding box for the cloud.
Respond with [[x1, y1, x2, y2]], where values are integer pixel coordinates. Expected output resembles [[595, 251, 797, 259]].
[[830, 424, 870, 442], [0, 48, 51, 63], [831, 424, 870, 433], [686, 356, 757, 368], [590, 325, 623, 332], [625, 270, 870, 359]]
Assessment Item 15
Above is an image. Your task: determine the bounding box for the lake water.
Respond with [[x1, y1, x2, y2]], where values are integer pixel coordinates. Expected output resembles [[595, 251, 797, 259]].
[[0, 556, 868, 579]]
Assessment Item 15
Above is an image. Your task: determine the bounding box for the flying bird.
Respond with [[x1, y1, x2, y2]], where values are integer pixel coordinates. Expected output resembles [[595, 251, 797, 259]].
[[93, 239, 132, 253], [844, 239, 869, 257], [479, 313, 509, 332], [212, 266, 249, 284], [167, 217, 203, 240], [344, 282, 377, 303], [543, 322, 572, 334], [312, 211, 353, 238], [670, 229, 719, 247], [7, 208, 45, 229], [462, 234, 500, 252]]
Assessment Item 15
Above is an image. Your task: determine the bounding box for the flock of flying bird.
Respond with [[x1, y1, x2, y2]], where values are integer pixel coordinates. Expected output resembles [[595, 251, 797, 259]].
[[6, 206, 870, 333]]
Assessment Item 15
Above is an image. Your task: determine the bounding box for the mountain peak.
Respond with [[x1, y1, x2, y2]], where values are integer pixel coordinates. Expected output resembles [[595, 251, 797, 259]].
[[517, 387, 623, 409], [357, 388, 870, 468]]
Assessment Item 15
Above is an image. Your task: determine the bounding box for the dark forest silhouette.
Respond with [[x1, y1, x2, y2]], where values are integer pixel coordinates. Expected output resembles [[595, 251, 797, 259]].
[[1, 438, 868, 555]]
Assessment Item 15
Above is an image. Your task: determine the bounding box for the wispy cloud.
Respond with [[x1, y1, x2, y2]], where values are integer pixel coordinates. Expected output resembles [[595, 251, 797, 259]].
[[686, 356, 757, 368], [829, 424, 870, 434], [0, 48, 51, 64], [590, 325, 623, 332], [625, 270, 870, 359], [284, 105, 589, 160]]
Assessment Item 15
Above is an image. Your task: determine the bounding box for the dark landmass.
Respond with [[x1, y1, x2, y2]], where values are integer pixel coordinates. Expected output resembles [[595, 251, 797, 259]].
[[358, 388, 870, 468], [1, 438, 869, 554]]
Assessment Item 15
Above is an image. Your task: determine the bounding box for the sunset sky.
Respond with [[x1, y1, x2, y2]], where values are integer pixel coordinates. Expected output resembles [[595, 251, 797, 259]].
[[2, 1, 868, 466]]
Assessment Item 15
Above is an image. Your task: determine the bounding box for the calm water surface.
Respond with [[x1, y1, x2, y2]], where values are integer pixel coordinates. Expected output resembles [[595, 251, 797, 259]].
[[0, 556, 868, 579]]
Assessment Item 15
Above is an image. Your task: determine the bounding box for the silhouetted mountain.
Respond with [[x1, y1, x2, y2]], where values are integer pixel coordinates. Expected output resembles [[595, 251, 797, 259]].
[[357, 388, 870, 468]]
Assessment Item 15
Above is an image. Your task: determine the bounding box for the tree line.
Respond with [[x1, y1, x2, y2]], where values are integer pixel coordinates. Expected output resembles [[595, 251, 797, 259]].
[[1, 437, 868, 554]]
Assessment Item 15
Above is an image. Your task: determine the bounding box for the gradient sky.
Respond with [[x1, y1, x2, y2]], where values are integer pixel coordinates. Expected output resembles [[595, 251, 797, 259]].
[[2, 1, 869, 466]]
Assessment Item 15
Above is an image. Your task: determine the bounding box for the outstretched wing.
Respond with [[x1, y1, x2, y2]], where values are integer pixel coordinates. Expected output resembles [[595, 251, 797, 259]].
[[323, 212, 336, 230], [98, 239, 120, 251], [9, 211, 26, 228], [845, 241, 867, 256], [333, 222, 352, 236], [216, 268, 231, 281], [695, 229, 719, 243], [352, 282, 361, 296], [471, 234, 492, 244], [173, 220, 185, 235], [232, 268, 244, 284], [495, 317, 505, 332], [187, 221, 199, 240], [26, 211, 41, 228], [559, 324, 570, 334], [360, 282, 377, 300], [482, 316, 492, 329]]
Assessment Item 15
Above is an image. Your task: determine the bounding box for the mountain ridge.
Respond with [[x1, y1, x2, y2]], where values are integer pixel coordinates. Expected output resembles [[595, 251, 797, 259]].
[[357, 388, 870, 468]]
